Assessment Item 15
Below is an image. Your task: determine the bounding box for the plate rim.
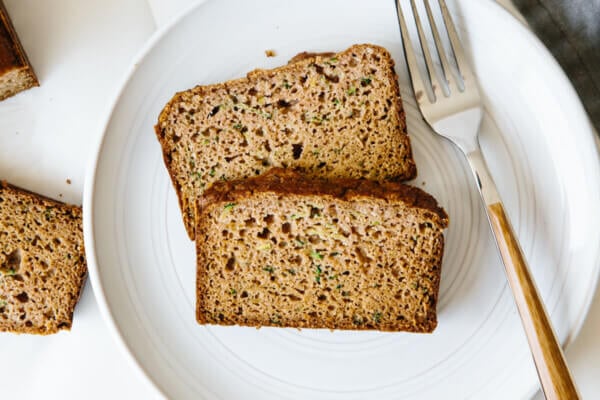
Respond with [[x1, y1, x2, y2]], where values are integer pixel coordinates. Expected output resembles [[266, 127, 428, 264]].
[[82, 1, 213, 398], [82, 0, 600, 398]]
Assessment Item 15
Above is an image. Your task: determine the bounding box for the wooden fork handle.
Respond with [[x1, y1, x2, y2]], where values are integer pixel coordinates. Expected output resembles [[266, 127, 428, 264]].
[[466, 149, 579, 399], [487, 202, 580, 399]]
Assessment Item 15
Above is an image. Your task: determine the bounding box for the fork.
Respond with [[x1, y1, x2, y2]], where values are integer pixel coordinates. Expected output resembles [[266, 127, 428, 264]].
[[394, 1, 580, 398]]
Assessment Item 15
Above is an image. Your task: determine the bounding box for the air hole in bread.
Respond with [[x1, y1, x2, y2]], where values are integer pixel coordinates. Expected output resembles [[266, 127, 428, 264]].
[[291, 143, 303, 160], [277, 99, 294, 108], [257, 227, 270, 239], [225, 257, 235, 271], [309, 207, 320, 218], [419, 222, 432, 233], [15, 292, 29, 303], [325, 74, 339, 83], [208, 106, 220, 117], [2, 248, 22, 273]]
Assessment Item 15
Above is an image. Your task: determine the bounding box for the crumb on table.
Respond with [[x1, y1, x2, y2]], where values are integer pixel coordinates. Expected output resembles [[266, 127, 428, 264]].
[[265, 49, 276, 57], [66, 179, 71, 185]]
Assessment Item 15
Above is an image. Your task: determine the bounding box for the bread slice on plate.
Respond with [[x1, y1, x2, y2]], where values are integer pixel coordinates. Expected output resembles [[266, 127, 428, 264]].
[[155, 44, 416, 239], [0, 182, 87, 334], [195, 168, 448, 333]]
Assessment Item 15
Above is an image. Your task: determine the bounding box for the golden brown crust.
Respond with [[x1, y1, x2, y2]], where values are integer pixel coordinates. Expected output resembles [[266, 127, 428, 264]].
[[0, 1, 38, 100], [0, 180, 81, 209], [0, 181, 87, 335], [155, 44, 417, 239], [287, 51, 336, 64], [201, 168, 448, 226]]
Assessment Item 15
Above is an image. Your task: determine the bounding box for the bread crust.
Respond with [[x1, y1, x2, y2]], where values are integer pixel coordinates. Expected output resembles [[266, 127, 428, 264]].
[[200, 168, 447, 226]]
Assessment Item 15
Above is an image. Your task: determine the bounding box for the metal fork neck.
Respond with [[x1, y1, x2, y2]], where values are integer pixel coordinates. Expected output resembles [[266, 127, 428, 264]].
[[430, 106, 482, 154], [466, 148, 501, 206]]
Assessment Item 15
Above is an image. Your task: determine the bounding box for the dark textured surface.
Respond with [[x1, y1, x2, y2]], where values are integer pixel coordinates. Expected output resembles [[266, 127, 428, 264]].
[[512, 0, 600, 133]]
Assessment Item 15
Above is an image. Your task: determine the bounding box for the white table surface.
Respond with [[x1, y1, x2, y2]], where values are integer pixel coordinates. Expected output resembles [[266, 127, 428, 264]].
[[0, 0, 598, 398]]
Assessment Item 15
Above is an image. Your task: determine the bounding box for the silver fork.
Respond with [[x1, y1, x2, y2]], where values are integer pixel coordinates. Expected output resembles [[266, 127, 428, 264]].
[[395, 1, 580, 398]]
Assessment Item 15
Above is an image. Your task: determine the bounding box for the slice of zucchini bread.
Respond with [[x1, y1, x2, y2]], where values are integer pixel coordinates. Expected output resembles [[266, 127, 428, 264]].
[[156, 44, 416, 239], [196, 168, 448, 333], [0, 182, 87, 334]]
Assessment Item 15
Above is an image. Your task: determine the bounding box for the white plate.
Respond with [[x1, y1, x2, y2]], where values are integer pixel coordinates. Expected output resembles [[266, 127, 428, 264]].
[[83, 0, 600, 398]]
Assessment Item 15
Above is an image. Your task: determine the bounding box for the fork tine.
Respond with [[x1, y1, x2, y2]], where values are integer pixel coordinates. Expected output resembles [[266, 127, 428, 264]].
[[395, 0, 429, 104], [423, 0, 458, 93], [409, 0, 438, 100], [438, 0, 476, 86]]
